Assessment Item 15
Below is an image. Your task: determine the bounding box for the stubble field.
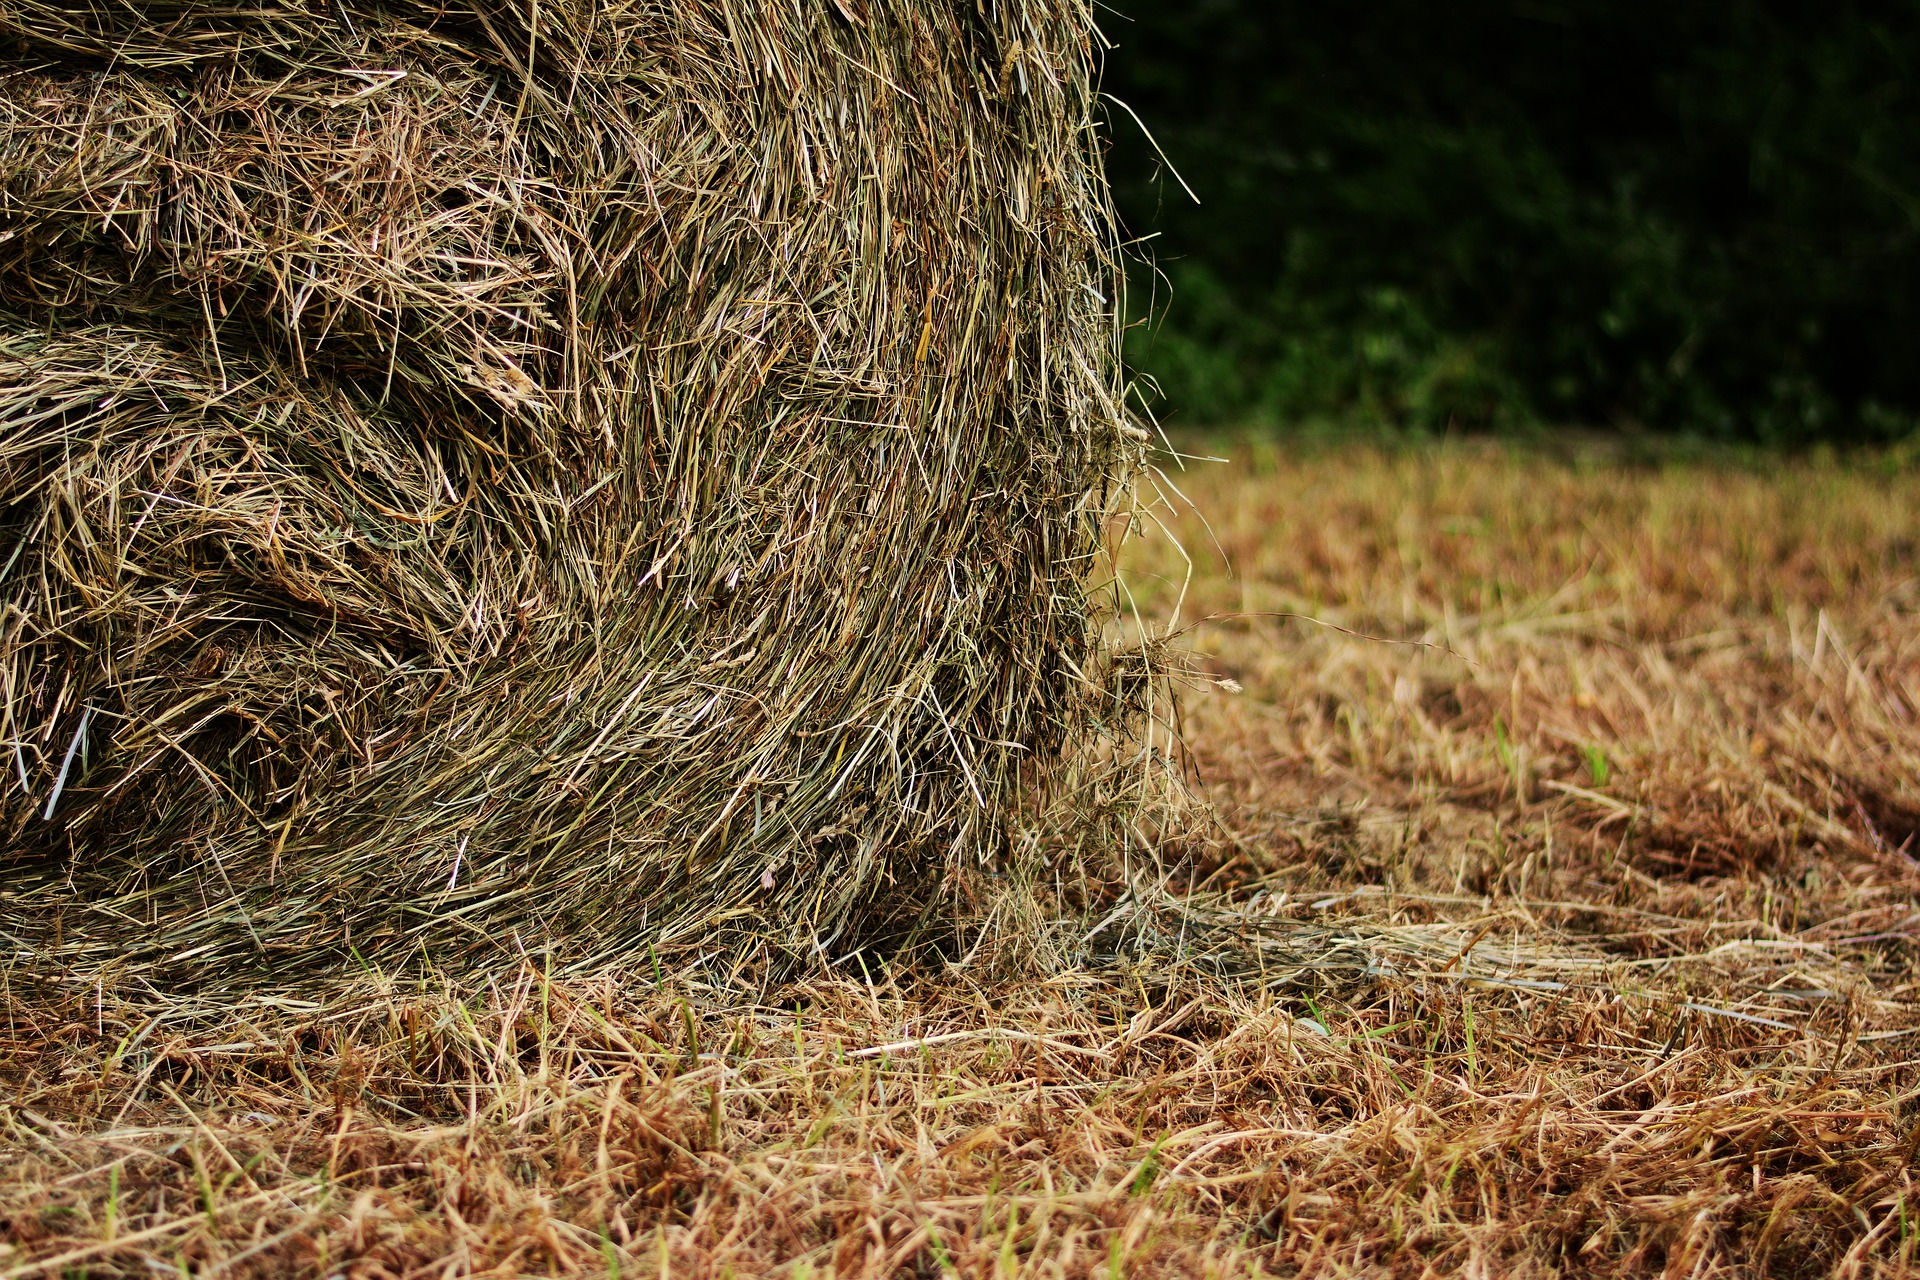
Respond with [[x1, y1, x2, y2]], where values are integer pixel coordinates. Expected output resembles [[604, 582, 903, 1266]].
[[4, 440, 1918, 1278]]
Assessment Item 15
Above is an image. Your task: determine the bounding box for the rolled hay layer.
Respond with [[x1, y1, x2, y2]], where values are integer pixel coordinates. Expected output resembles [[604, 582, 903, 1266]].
[[0, 0, 1139, 979]]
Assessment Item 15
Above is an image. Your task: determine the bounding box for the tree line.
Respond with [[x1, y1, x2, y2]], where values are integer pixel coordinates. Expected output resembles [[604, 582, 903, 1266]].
[[1106, 0, 1920, 441]]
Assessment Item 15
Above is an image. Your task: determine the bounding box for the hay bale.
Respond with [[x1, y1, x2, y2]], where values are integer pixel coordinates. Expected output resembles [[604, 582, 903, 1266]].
[[0, 0, 1136, 978]]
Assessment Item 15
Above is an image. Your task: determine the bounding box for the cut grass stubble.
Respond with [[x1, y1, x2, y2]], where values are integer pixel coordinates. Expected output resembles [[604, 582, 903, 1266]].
[[4, 441, 1918, 1276]]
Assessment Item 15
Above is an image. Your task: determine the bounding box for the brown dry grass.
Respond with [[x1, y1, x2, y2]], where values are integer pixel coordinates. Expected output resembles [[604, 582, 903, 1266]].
[[5, 438, 1918, 1278]]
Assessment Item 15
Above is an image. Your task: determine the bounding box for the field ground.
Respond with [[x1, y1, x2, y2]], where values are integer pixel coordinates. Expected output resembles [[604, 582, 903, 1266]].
[[5, 440, 1919, 1277]]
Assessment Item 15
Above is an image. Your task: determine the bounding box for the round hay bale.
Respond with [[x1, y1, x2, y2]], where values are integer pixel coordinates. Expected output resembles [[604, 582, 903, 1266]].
[[0, 0, 1137, 978]]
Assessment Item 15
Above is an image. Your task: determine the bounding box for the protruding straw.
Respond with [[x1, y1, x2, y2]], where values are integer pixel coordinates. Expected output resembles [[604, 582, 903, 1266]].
[[45, 704, 90, 820]]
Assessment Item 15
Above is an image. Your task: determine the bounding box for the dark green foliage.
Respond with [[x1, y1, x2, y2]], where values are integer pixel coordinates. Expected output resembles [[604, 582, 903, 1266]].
[[1107, 1, 1920, 440]]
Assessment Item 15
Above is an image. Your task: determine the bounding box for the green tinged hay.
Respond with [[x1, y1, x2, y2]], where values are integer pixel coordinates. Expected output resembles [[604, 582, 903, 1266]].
[[0, 0, 1141, 981]]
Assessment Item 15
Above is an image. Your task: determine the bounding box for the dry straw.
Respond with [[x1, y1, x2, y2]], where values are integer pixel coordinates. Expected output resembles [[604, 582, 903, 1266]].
[[0, 0, 1145, 982]]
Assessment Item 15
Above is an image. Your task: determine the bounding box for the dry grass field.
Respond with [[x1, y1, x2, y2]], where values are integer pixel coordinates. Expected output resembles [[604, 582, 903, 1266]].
[[5, 439, 1918, 1278]]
